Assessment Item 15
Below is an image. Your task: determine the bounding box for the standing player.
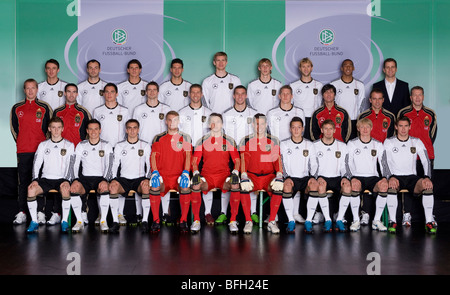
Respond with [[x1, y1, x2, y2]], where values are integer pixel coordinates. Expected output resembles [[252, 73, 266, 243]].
[[280, 117, 319, 233], [346, 118, 389, 232], [191, 113, 241, 232], [53, 83, 91, 147], [117, 59, 148, 114], [150, 111, 192, 233], [358, 88, 396, 143], [238, 114, 284, 234], [158, 58, 192, 111], [70, 119, 114, 232], [26, 117, 75, 233], [383, 116, 436, 234], [267, 85, 305, 142], [310, 84, 351, 143], [77, 59, 107, 115], [10, 79, 52, 225], [289, 57, 323, 140], [247, 58, 282, 115], [132, 81, 170, 144], [108, 119, 151, 233], [331, 59, 366, 139], [37, 59, 67, 111], [308, 119, 351, 233], [202, 52, 242, 114]]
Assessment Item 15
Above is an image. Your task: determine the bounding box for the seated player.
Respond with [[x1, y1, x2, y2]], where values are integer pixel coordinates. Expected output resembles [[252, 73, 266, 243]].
[[108, 119, 151, 233], [238, 113, 284, 234], [191, 113, 241, 232], [70, 119, 114, 233], [150, 111, 193, 233], [346, 118, 389, 232], [26, 117, 75, 233], [280, 117, 319, 234], [308, 119, 351, 233], [383, 116, 436, 234]]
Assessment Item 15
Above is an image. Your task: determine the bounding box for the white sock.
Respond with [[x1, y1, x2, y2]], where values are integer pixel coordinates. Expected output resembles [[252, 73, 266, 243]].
[[250, 191, 258, 214], [318, 197, 331, 221], [283, 198, 294, 222], [135, 192, 142, 216], [221, 191, 230, 214], [62, 199, 71, 222], [306, 197, 319, 221], [99, 194, 109, 222], [110, 197, 119, 223], [422, 194, 434, 223], [119, 195, 125, 215], [336, 196, 350, 221], [142, 198, 151, 221], [161, 192, 170, 215], [71, 195, 83, 223], [293, 192, 301, 216], [387, 193, 398, 222], [203, 191, 213, 215], [373, 196, 387, 221], [28, 200, 38, 222], [350, 196, 361, 222]]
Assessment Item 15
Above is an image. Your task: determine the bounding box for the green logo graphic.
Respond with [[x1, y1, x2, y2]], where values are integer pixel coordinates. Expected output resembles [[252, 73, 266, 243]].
[[319, 29, 335, 45], [112, 28, 127, 45]]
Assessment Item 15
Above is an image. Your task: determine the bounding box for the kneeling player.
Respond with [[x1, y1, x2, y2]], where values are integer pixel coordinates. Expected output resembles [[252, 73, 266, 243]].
[[239, 113, 284, 234], [383, 116, 436, 234], [347, 118, 388, 232], [150, 111, 193, 233], [108, 119, 151, 233], [281, 117, 319, 234], [191, 113, 241, 233], [26, 117, 75, 233]]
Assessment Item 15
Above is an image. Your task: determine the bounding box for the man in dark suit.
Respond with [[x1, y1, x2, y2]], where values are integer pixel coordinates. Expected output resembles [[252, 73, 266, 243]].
[[372, 58, 410, 117]]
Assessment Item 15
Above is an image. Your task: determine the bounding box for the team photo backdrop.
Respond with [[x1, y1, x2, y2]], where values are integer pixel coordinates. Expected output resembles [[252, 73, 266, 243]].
[[2, 0, 449, 169]]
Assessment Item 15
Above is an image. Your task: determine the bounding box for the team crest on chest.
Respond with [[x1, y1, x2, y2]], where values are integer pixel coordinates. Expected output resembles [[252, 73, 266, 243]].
[[424, 116, 430, 126], [138, 149, 144, 156], [335, 151, 341, 158], [382, 118, 388, 129], [410, 147, 416, 154], [313, 88, 318, 95], [58, 91, 63, 97], [183, 91, 188, 97], [159, 113, 164, 120], [36, 108, 42, 119], [60, 148, 67, 156], [354, 89, 359, 95], [272, 89, 277, 96], [117, 115, 122, 121], [99, 90, 104, 96], [141, 90, 145, 96], [247, 117, 252, 124], [335, 113, 342, 124], [75, 113, 81, 123], [222, 144, 227, 151], [228, 83, 234, 90], [303, 149, 309, 157], [371, 149, 377, 157], [202, 116, 207, 123], [99, 150, 105, 157]]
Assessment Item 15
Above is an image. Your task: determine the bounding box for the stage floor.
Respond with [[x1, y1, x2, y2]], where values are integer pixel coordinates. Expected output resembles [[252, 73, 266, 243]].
[[1, 219, 450, 276]]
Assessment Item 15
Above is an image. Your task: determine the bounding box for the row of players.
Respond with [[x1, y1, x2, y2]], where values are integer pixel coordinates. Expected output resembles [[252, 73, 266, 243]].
[[10, 54, 437, 232]]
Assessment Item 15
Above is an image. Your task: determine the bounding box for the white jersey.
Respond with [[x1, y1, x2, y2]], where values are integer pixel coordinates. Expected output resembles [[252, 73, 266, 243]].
[[32, 138, 75, 181], [132, 101, 171, 144], [73, 139, 114, 181], [223, 105, 257, 145], [76, 79, 107, 115], [178, 104, 212, 146], [37, 79, 68, 111], [280, 137, 318, 179], [117, 79, 148, 114], [202, 73, 241, 114], [247, 78, 282, 115], [383, 136, 431, 178], [313, 139, 350, 178], [92, 104, 130, 147], [331, 78, 366, 120], [266, 105, 306, 141], [346, 137, 386, 178], [112, 139, 151, 179], [158, 79, 192, 111], [290, 78, 323, 117]]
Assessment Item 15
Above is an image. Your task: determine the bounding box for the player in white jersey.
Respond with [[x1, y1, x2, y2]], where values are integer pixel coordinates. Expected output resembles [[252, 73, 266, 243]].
[[267, 85, 305, 141], [70, 119, 114, 233], [289, 57, 323, 140], [117, 59, 148, 114], [346, 118, 389, 232], [247, 58, 282, 115], [92, 83, 129, 147], [383, 116, 436, 234], [179, 84, 212, 148], [202, 51, 242, 113], [280, 117, 319, 234], [310, 119, 351, 233], [133, 81, 171, 144], [108, 119, 152, 233], [158, 58, 192, 111], [26, 117, 75, 233], [37, 59, 67, 111], [77, 59, 107, 115], [331, 59, 366, 140]]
